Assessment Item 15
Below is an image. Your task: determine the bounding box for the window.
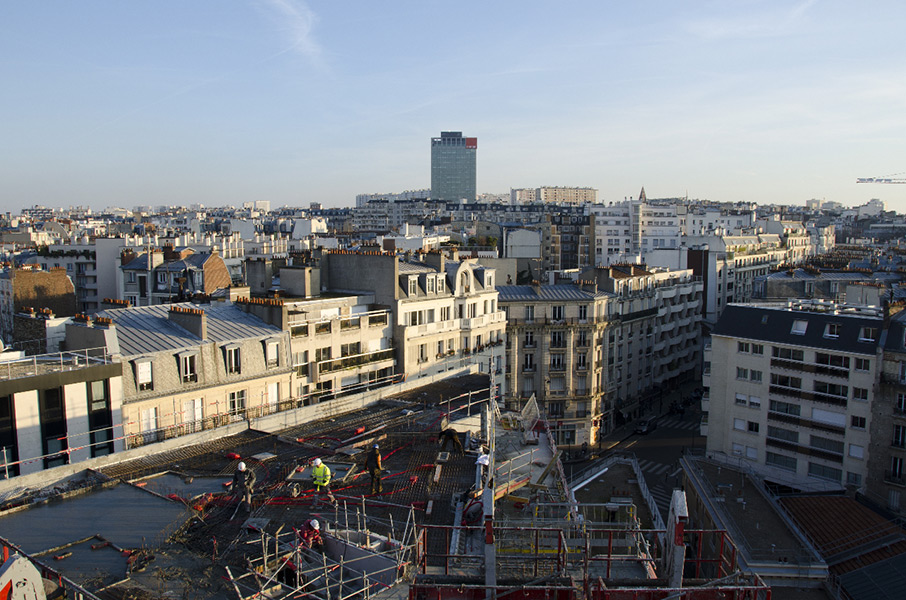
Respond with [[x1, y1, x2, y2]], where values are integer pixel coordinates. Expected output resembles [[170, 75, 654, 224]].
[[746, 446, 757, 460], [734, 418, 746, 431], [266, 341, 279, 366], [859, 327, 878, 342], [578, 305, 588, 321], [738, 342, 750, 353], [852, 387, 868, 402], [768, 425, 798, 443], [341, 342, 361, 357], [418, 344, 428, 363], [849, 444, 865, 459], [180, 352, 198, 383], [552, 305, 564, 321], [225, 346, 241, 374], [735, 393, 748, 405], [847, 472, 862, 486], [524, 331, 535, 347], [127, 271, 136, 283], [748, 421, 760, 433], [824, 323, 841, 339], [550, 354, 564, 370], [440, 306, 450, 321], [437, 278, 445, 293], [551, 331, 565, 348], [749, 396, 761, 409], [851, 415, 866, 429], [157, 271, 168, 284], [752, 344, 764, 355], [810, 435, 844, 454], [135, 360, 153, 391], [437, 341, 444, 356], [525, 306, 534, 321], [766, 451, 797, 472], [228, 390, 246, 415], [771, 374, 802, 388], [408, 278, 417, 296], [814, 381, 847, 397], [770, 400, 801, 416], [816, 353, 849, 369], [750, 370, 763, 383], [894, 425, 906, 448], [732, 442, 744, 456], [427, 278, 435, 293], [898, 393, 906, 415], [854, 358, 870, 371], [523, 353, 535, 370], [736, 367, 748, 380], [808, 462, 842, 483], [140, 407, 158, 434], [791, 320, 808, 335], [315, 347, 331, 362], [772, 347, 804, 361]]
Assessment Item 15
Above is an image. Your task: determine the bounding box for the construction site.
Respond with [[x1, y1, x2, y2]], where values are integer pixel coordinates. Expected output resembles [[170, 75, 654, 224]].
[[0, 374, 769, 600]]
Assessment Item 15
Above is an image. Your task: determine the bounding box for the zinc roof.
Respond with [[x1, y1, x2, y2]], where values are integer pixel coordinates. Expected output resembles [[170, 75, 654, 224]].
[[97, 302, 281, 356], [496, 284, 611, 302]]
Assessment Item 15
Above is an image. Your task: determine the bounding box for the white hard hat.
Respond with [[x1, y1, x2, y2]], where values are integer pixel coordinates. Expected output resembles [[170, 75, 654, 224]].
[[311, 519, 320, 530], [312, 458, 322, 466], [238, 462, 247, 471]]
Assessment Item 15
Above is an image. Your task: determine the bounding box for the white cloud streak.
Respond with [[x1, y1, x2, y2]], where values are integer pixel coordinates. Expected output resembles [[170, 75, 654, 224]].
[[258, 0, 324, 68], [684, 0, 819, 40]]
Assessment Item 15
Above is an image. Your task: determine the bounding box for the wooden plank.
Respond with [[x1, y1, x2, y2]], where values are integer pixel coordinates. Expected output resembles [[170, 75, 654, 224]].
[[533, 450, 562, 486]]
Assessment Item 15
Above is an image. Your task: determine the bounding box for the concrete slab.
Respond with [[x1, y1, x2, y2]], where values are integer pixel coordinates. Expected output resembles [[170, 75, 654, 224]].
[[0, 483, 189, 554], [135, 473, 228, 500]]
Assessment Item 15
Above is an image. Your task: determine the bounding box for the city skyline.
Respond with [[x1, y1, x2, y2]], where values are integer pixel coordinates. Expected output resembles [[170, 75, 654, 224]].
[[2, 1, 906, 212]]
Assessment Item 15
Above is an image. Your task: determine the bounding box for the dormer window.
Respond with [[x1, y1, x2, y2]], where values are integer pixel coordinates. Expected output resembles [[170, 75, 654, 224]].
[[824, 323, 841, 339], [860, 327, 878, 343], [408, 278, 417, 296], [178, 351, 198, 383], [427, 277, 435, 294], [224, 344, 241, 374], [134, 359, 153, 391], [791, 320, 808, 335], [438, 278, 445, 293]]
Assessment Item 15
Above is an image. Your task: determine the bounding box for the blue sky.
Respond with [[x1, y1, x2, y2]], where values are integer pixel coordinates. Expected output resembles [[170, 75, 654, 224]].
[[2, 1, 906, 212]]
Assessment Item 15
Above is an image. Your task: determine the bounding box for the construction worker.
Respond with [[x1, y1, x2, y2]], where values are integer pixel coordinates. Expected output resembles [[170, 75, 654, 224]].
[[440, 428, 464, 454], [365, 443, 383, 495], [299, 518, 323, 549], [232, 462, 256, 510], [310, 458, 336, 505]]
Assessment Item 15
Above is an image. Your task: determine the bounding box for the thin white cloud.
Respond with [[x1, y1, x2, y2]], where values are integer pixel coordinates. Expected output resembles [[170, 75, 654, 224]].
[[684, 0, 819, 40], [257, 0, 324, 68]]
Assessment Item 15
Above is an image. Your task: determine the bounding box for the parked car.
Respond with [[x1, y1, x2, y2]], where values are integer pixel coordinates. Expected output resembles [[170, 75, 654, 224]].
[[635, 418, 658, 434]]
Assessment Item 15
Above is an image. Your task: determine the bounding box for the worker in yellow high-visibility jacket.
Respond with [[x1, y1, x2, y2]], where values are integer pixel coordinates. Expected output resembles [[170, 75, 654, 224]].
[[311, 458, 336, 505]]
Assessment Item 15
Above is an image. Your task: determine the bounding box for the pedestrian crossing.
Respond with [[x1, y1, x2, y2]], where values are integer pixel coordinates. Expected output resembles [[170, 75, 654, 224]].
[[648, 483, 674, 522], [636, 458, 672, 476], [656, 417, 700, 432]]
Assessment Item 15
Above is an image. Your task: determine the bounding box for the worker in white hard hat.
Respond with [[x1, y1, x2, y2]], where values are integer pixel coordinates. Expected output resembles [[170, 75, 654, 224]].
[[299, 517, 323, 548], [310, 457, 336, 506], [232, 461, 256, 510]]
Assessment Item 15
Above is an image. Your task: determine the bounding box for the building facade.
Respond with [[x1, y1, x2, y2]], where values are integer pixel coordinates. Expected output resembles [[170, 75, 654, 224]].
[[431, 131, 477, 202], [705, 302, 882, 491]]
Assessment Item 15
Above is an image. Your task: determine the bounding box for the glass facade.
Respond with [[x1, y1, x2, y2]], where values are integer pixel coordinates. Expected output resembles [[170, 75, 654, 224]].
[[431, 131, 476, 202]]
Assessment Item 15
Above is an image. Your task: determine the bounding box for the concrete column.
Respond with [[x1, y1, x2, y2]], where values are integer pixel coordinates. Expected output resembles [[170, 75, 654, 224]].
[[64, 382, 90, 464], [109, 376, 126, 452], [13, 390, 41, 476]]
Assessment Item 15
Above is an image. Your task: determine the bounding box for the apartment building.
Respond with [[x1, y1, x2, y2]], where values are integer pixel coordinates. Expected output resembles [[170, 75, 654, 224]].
[[589, 196, 682, 265], [0, 266, 77, 346], [540, 214, 594, 273], [869, 306, 906, 516], [239, 294, 395, 403], [320, 249, 507, 387], [66, 302, 292, 448], [705, 302, 882, 491], [499, 266, 702, 447], [119, 247, 231, 306], [0, 346, 124, 477]]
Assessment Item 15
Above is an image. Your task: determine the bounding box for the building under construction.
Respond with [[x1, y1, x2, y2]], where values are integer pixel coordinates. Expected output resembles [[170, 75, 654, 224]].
[[0, 374, 768, 600]]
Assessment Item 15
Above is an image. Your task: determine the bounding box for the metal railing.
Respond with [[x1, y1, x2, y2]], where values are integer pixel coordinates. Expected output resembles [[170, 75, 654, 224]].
[[0, 347, 113, 381]]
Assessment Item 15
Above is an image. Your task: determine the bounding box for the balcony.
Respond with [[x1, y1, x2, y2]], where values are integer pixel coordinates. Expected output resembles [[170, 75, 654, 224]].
[[884, 471, 906, 487], [317, 348, 394, 375], [549, 364, 566, 372]]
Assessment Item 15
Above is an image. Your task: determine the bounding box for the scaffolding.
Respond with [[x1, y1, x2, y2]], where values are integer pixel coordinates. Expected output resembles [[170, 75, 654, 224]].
[[225, 504, 418, 600]]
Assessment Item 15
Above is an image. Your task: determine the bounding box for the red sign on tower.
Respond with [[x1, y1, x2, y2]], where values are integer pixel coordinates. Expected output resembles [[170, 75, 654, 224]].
[[465, 137, 477, 149]]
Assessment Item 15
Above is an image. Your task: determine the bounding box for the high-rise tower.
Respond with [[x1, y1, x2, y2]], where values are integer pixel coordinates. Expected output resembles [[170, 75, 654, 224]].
[[430, 131, 476, 202]]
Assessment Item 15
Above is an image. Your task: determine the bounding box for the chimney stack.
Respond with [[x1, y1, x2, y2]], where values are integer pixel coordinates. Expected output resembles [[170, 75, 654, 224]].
[[168, 305, 207, 340]]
